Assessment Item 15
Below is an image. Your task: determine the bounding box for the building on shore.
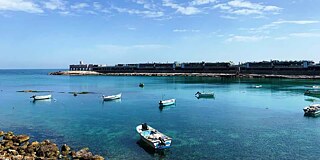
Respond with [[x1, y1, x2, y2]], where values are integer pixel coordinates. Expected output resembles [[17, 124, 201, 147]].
[[243, 60, 314, 69], [69, 61, 106, 71], [69, 60, 320, 75]]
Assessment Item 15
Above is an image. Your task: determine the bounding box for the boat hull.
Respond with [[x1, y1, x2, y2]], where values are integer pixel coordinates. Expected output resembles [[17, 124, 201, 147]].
[[32, 95, 52, 100], [304, 111, 320, 117], [139, 135, 172, 149], [195, 92, 214, 98], [103, 93, 121, 101], [159, 99, 176, 106]]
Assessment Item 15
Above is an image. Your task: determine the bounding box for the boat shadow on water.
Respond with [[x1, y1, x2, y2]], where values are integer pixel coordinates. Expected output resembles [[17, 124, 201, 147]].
[[136, 139, 169, 158]]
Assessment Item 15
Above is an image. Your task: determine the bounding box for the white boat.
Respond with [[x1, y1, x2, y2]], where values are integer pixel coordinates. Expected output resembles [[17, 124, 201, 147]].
[[159, 99, 175, 106], [253, 85, 262, 88], [312, 86, 320, 89], [136, 123, 172, 149], [31, 95, 52, 100], [102, 93, 121, 101], [303, 104, 320, 117], [195, 91, 214, 98]]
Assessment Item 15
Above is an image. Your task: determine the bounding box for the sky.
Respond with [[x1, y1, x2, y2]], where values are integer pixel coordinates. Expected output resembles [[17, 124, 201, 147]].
[[0, 0, 320, 69]]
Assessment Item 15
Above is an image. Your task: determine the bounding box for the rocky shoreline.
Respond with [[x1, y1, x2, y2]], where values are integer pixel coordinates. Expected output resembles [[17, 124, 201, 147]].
[[0, 130, 104, 160], [49, 71, 320, 79]]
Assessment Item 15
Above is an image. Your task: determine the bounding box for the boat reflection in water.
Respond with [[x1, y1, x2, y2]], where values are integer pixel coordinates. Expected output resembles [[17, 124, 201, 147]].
[[31, 98, 52, 104], [159, 105, 175, 112], [136, 139, 167, 158], [102, 99, 122, 104]]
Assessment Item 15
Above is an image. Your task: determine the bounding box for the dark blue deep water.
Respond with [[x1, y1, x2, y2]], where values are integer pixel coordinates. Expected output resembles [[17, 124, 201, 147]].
[[1, 69, 320, 159]]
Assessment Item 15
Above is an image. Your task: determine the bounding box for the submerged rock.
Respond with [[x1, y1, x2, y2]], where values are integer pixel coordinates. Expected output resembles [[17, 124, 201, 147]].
[[3, 131, 14, 140], [74, 147, 93, 159], [16, 90, 52, 93], [69, 91, 95, 95], [12, 135, 30, 144], [92, 155, 105, 160]]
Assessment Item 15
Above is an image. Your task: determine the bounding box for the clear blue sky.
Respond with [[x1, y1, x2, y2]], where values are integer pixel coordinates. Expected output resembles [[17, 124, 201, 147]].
[[0, 0, 319, 69]]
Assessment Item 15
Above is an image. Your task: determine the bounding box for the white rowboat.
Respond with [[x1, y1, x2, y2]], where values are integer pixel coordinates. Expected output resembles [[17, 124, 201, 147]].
[[136, 123, 172, 149], [102, 93, 121, 101], [31, 95, 52, 100], [159, 99, 175, 106]]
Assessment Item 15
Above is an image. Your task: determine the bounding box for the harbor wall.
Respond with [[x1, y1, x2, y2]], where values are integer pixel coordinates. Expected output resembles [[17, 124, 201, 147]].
[[69, 61, 320, 76], [92, 67, 320, 75]]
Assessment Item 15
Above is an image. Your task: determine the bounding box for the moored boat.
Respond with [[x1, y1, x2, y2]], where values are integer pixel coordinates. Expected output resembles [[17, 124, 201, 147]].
[[252, 85, 262, 88], [136, 123, 172, 149], [31, 95, 52, 100], [313, 86, 320, 89], [159, 99, 175, 106], [303, 104, 320, 117], [102, 93, 121, 101], [305, 90, 320, 96], [195, 91, 214, 98]]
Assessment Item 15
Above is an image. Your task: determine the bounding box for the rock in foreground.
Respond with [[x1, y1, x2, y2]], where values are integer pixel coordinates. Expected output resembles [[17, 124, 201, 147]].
[[0, 131, 104, 160]]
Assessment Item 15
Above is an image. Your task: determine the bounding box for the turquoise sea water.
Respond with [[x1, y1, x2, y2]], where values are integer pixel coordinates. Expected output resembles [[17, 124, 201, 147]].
[[1, 69, 320, 159]]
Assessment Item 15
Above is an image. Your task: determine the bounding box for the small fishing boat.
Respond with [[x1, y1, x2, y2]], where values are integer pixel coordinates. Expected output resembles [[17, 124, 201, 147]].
[[136, 123, 172, 149], [252, 85, 262, 88], [159, 99, 175, 106], [195, 91, 214, 98], [102, 93, 121, 101], [31, 95, 52, 100], [139, 83, 144, 87], [304, 90, 320, 96], [303, 104, 320, 117]]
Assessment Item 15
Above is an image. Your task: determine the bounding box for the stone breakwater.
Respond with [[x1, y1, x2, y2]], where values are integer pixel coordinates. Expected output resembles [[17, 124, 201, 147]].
[[50, 71, 320, 79], [0, 130, 104, 160], [50, 71, 103, 75]]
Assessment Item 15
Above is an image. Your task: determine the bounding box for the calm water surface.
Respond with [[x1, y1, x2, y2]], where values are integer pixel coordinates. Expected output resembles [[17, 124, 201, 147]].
[[1, 69, 320, 159]]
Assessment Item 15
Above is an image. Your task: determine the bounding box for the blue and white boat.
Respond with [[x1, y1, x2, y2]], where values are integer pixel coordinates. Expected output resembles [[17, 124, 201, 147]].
[[159, 99, 175, 106], [136, 123, 172, 149], [303, 104, 320, 117]]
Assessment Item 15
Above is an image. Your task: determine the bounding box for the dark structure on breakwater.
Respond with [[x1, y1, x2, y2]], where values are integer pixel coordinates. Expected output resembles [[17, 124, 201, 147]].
[[69, 60, 320, 75]]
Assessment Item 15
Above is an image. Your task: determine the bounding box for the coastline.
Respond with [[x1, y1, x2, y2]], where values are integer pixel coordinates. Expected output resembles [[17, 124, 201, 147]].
[[49, 71, 320, 79]]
